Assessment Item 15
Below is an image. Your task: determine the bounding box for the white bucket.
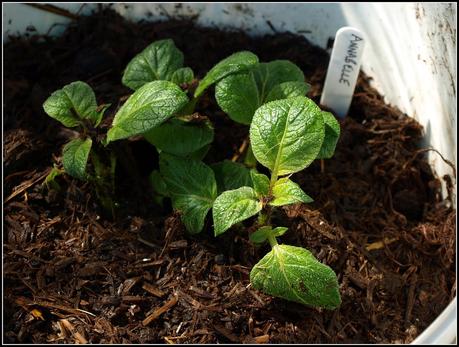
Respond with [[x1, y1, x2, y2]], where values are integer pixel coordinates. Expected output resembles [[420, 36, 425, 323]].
[[3, 3, 456, 344]]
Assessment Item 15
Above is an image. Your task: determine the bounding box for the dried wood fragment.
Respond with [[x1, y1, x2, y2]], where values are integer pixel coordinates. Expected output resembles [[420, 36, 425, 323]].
[[405, 274, 417, 322], [177, 290, 203, 309], [142, 282, 165, 298], [248, 289, 266, 306], [168, 240, 188, 249], [134, 260, 165, 268], [60, 319, 88, 344], [365, 237, 398, 251], [5, 169, 50, 203], [121, 277, 141, 295], [244, 334, 270, 344], [192, 328, 211, 336], [189, 286, 216, 299], [213, 325, 240, 343], [122, 296, 148, 303], [142, 294, 178, 326], [347, 271, 369, 289], [15, 296, 93, 317], [78, 262, 106, 277], [164, 336, 175, 344]]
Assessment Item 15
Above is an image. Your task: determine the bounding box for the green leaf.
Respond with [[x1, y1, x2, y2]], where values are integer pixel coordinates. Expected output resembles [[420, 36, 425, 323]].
[[62, 138, 92, 180], [270, 178, 313, 206], [243, 144, 258, 168], [149, 170, 169, 197], [250, 170, 270, 197], [265, 81, 311, 102], [250, 96, 325, 176], [250, 226, 272, 244], [144, 118, 213, 157], [194, 51, 259, 97], [250, 244, 341, 309], [171, 67, 194, 85], [43, 81, 98, 127], [214, 72, 259, 125], [154, 143, 210, 161], [272, 226, 288, 237], [213, 187, 262, 236], [215, 60, 305, 124], [250, 226, 288, 244], [160, 154, 217, 234], [317, 111, 340, 159], [252, 60, 305, 100], [107, 81, 188, 143], [122, 39, 184, 90], [211, 160, 252, 193], [188, 144, 210, 161], [94, 103, 111, 128], [149, 170, 168, 207], [43, 166, 64, 191]]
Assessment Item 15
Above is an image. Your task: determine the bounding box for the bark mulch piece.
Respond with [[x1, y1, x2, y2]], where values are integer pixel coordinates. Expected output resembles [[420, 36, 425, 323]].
[[3, 6, 456, 344]]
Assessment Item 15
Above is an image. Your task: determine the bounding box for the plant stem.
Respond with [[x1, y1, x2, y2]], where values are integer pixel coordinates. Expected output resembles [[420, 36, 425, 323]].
[[258, 210, 268, 226], [267, 233, 278, 247], [90, 147, 116, 219], [231, 137, 249, 162], [178, 95, 200, 116]]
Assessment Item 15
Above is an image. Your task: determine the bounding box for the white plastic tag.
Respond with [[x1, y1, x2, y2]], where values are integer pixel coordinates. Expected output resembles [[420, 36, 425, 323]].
[[320, 27, 366, 118]]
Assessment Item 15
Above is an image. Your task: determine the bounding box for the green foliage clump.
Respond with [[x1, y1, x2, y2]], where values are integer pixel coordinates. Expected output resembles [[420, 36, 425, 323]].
[[42, 38, 341, 309]]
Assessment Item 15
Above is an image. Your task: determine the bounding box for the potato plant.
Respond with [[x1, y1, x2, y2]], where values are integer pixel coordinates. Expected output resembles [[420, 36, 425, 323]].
[[42, 38, 342, 308]]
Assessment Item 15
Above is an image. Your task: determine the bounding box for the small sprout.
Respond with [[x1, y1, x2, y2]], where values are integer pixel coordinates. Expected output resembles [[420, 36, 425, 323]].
[[249, 226, 287, 244], [42, 81, 109, 182], [43, 165, 64, 191], [42, 81, 116, 215]]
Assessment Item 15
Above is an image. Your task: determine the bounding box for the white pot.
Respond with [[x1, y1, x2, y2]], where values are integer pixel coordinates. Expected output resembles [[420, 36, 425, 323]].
[[3, 2, 456, 344]]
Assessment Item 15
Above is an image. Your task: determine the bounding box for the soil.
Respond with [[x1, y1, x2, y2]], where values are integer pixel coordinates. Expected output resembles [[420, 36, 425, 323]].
[[3, 5, 456, 344]]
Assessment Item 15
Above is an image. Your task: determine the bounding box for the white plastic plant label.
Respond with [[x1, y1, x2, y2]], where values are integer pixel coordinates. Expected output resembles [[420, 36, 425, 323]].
[[320, 27, 366, 118]]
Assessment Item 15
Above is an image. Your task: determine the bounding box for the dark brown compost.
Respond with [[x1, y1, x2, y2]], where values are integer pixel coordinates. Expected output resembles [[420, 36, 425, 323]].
[[3, 6, 456, 344]]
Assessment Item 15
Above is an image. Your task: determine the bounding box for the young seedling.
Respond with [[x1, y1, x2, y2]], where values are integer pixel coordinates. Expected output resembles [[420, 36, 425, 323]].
[[212, 96, 341, 309], [42, 81, 115, 214]]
